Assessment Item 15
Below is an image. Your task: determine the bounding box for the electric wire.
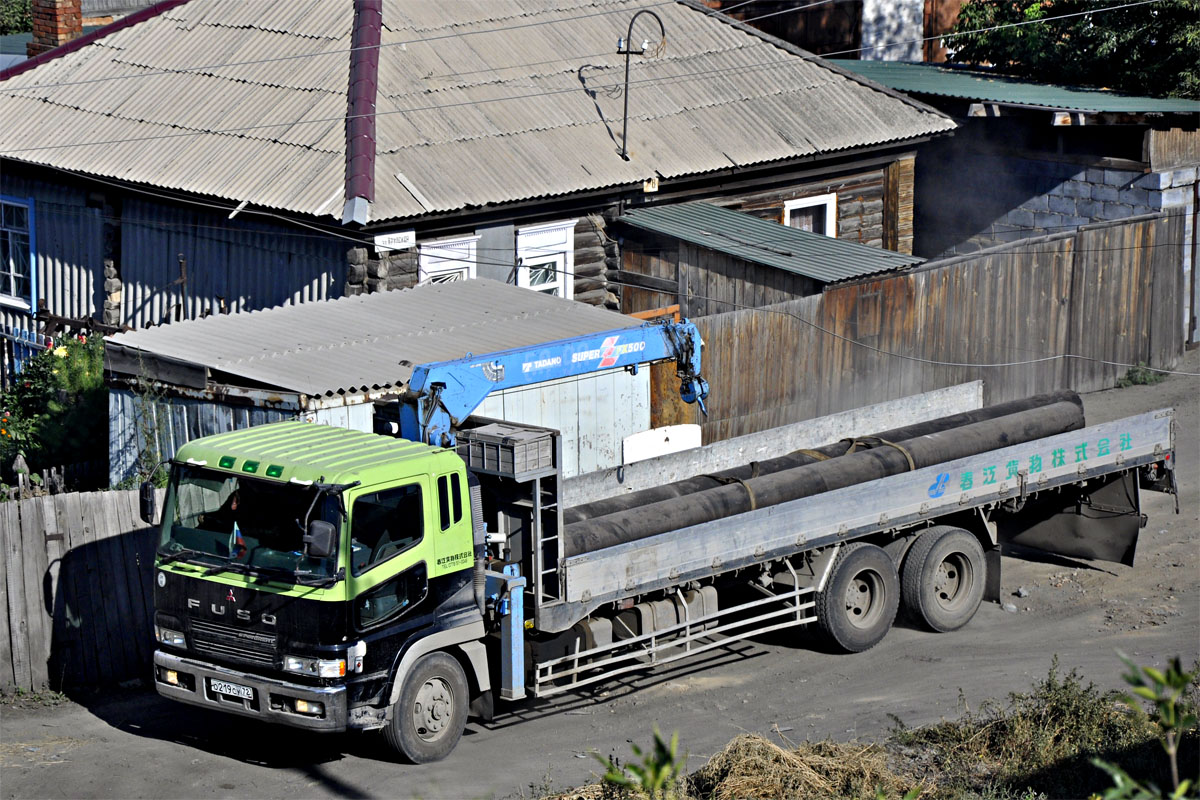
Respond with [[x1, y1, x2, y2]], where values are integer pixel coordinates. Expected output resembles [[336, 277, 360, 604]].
[[741, 0, 837, 25], [0, 0, 1180, 158], [819, 0, 1167, 58], [0, 1, 678, 92], [22, 161, 1195, 263], [39, 175, 1191, 379]]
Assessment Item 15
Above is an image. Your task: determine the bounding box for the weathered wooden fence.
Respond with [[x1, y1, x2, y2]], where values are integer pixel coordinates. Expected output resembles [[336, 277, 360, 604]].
[[1, 489, 161, 691], [669, 213, 1184, 441]]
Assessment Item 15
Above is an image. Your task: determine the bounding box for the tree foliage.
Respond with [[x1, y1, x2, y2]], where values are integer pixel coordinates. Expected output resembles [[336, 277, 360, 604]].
[[0, 0, 31, 36], [948, 0, 1200, 99]]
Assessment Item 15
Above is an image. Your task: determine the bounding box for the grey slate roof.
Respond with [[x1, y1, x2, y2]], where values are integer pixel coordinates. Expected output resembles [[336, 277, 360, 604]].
[[105, 278, 640, 397], [834, 60, 1200, 115], [619, 202, 923, 283], [0, 0, 953, 225]]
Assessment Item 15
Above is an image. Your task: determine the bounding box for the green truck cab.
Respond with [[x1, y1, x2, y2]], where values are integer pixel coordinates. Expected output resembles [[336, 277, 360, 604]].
[[151, 421, 488, 762]]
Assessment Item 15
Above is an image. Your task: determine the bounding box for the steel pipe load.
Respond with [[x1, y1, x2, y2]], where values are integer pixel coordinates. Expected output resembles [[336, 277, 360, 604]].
[[563, 398, 1085, 557], [564, 391, 1084, 524]]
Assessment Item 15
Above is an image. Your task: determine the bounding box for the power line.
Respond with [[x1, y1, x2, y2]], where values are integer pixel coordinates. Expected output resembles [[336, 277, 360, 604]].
[[821, 0, 1166, 58], [0, 0, 1174, 158], [24, 164, 1192, 264], [0, 1, 677, 93], [741, 0, 837, 25], [25, 176, 1189, 377], [679, 290, 1200, 377]]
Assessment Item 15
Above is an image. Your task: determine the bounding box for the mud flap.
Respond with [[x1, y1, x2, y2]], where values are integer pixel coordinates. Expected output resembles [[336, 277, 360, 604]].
[[984, 546, 1002, 603], [995, 470, 1142, 567]]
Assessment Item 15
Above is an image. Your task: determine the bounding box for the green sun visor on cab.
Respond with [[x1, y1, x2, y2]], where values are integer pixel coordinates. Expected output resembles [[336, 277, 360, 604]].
[[172, 421, 449, 486]]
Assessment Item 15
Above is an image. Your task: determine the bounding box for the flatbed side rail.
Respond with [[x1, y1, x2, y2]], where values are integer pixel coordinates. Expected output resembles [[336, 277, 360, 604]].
[[532, 574, 818, 698], [559, 409, 1174, 614]]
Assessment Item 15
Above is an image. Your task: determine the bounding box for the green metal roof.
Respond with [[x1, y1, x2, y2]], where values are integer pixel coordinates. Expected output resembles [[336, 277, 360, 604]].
[[619, 202, 923, 284], [833, 60, 1200, 115], [174, 421, 449, 488]]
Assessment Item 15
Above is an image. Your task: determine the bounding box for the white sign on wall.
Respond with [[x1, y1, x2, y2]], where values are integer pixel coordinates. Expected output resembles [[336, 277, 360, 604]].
[[374, 230, 416, 252]]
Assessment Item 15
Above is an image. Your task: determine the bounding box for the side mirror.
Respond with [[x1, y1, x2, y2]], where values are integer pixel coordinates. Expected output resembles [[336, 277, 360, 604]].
[[139, 481, 158, 525], [304, 520, 336, 560]]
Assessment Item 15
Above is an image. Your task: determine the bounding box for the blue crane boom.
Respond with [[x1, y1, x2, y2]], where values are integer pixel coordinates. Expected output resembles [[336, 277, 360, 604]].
[[402, 319, 708, 446]]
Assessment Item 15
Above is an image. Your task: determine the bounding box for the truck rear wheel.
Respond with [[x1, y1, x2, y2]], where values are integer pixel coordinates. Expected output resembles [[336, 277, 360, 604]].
[[901, 526, 985, 633], [815, 542, 899, 653], [384, 652, 468, 763]]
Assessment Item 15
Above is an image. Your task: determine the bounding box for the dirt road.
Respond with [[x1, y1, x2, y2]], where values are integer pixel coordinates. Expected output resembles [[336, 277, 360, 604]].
[[4, 356, 1197, 800]]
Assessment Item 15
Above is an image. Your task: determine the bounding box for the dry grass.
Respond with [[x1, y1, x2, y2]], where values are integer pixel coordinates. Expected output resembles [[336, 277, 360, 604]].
[[544, 734, 921, 800], [538, 659, 1200, 800], [689, 734, 919, 800]]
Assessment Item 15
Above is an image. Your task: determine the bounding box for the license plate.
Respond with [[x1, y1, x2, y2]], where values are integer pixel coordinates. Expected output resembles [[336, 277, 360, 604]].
[[211, 679, 253, 700]]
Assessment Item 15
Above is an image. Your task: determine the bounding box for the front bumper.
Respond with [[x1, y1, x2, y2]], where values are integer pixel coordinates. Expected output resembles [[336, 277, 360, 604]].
[[154, 650, 348, 732]]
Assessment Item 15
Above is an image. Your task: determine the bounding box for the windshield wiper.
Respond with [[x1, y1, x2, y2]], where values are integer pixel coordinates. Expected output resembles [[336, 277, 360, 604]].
[[293, 567, 345, 589], [158, 547, 210, 566], [202, 559, 250, 577]]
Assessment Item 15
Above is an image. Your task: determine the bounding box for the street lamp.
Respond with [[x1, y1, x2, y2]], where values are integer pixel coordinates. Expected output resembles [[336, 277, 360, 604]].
[[616, 9, 665, 161]]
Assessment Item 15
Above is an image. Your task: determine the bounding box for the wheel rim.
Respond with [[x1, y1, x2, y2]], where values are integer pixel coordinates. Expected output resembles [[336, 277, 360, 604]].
[[843, 568, 887, 630], [412, 677, 455, 742], [932, 551, 974, 613]]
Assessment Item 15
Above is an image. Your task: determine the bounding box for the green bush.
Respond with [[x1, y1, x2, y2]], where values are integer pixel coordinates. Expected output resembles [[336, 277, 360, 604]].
[[0, 0, 31, 36], [1, 334, 107, 485]]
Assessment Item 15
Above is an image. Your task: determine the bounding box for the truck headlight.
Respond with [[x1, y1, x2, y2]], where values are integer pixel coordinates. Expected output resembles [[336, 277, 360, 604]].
[[283, 655, 345, 678], [155, 625, 186, 647]]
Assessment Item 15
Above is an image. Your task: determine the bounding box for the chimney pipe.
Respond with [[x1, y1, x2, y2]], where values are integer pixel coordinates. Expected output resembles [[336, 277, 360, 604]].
[[27, 0, 83, 58]]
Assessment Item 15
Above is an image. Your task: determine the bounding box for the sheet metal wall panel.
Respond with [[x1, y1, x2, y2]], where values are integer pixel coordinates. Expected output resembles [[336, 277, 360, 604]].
[[119, 197, 344, 328], [474, 368, 649, 478], [109, 389, 297, 486], [0, 174, 103, 323]]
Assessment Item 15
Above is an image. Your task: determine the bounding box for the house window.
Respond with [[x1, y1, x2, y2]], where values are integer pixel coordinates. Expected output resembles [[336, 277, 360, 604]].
[[418, 235, 479, 284], [517, 219, 577, 299], [784, 193, 837, 237], [0, 197, 34, 310]]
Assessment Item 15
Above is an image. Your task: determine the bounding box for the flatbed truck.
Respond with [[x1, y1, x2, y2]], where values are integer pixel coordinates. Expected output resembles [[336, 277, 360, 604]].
[[143, 398, 1176, 762]]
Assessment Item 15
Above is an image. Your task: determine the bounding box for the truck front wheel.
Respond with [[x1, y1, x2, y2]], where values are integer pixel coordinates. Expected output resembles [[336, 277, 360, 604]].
[[901, 526, 985, 632], [385, 652, 469, 763], [815, 542, 899, 653]]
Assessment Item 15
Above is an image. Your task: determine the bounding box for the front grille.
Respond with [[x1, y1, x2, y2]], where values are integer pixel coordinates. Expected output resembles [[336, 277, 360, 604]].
[[190, 619, 277, 667]]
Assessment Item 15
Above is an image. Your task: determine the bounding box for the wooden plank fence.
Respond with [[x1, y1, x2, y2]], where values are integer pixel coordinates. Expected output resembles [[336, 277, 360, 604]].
[[1, 488, 161, 692], [659, 213, 1185, 441]]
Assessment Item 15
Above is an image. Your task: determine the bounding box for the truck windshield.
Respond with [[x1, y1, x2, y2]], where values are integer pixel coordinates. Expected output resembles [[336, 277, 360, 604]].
[[159, 465, 341, 582]]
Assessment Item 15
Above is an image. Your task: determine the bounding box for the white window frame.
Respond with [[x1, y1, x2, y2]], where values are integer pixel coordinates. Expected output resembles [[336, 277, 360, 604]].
[[516, 219, 577, 299], [418, 234, 479, 285], [0, 195, 35, 312], [784, 193, 838, 238]]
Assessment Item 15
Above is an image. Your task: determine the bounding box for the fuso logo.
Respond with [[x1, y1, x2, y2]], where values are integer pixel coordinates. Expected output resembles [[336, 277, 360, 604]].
[[598, 336, 620, 368]]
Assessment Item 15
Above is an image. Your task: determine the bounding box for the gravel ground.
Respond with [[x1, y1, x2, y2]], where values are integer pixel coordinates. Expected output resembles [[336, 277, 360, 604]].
[[3, 352, 1197, 800]]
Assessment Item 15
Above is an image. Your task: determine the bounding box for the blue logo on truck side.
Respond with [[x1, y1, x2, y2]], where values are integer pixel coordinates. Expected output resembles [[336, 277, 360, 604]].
[[927, 472, 950, 498]]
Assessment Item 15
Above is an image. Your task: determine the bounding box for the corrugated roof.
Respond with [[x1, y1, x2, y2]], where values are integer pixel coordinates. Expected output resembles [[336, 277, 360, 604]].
[[105, 278, 642, 397], [834, 60, 1200, 115], [619, 202, 923, 283], [0, 0, 953, 224]]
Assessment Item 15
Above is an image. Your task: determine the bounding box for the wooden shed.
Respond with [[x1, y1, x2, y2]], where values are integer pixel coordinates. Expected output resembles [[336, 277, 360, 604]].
[[614, 202, 924, 317]]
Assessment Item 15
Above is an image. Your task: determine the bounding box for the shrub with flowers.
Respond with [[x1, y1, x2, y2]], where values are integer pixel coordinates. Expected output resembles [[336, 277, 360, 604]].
[[0, 333, 107, 486]]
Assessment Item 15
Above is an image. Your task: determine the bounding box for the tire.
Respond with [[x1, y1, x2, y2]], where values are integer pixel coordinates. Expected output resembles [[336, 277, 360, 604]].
[[815, 542, 900, 653], [901, 526, 985, 633], [384, 652, 469, 764]]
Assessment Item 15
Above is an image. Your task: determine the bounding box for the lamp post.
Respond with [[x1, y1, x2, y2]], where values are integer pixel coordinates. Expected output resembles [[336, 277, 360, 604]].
[[616, 10, 665, 161]]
